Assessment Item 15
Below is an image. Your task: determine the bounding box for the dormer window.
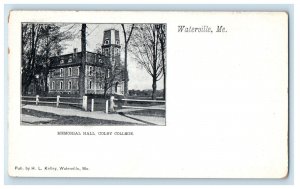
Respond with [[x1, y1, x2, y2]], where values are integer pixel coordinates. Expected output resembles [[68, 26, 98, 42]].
[[116, 40, 119, 45], [60, 59, 64, 64], [104, 39, 109, 45], [68, 56, 72, 63]]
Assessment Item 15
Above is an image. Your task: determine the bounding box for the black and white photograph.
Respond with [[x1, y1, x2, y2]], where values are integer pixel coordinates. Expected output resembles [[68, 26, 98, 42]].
[[8, 10, 289, 179], [20, 23, 166, 126]]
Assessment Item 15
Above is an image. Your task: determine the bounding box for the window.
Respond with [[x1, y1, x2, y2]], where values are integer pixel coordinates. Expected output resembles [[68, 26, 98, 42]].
[[60, 59, 64, 64], [104, 39, 109, 45], [89, 66, 93, 76], [89, 80, 92, 89], [60, 81, 63, 90], [115, 82, 119, 92], [60, 68, 63, 77], [107, 69, 110, 78], [116, 40, 119, 45], [52, 81, 55, 90], [116, 48, 119, 55], [77, 67, 80, 76], [68, 56, 72, 63], [68, 67, 72, 76], [105, 48, 109, 56], [68, 81, 72, 90]]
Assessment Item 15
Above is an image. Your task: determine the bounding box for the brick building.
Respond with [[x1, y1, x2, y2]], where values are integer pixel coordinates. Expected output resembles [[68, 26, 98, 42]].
[[48, 29, 125, 96]]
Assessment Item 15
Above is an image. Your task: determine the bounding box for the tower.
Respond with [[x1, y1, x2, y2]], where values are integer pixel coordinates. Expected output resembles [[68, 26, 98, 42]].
[[101, 29, 124, 95], [102, 29, 121, 67]]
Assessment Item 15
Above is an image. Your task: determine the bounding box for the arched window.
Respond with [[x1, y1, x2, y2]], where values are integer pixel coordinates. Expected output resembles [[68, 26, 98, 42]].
[[60, 68, 63, 77], [105, 49, 109, 56], [60, 81, 63, 90], [68, 67, 72, 76], [89, 66, 93, 76], [89, 80, 92, 90], [52, 81, 55, 90], [107, 69, 110, 78], [68, 81, 72, 90], [115, 82, 119, 92]]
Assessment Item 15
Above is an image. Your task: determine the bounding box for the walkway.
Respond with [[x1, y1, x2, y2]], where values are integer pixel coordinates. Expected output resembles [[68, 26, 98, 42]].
[[21, 104, 165, 126]]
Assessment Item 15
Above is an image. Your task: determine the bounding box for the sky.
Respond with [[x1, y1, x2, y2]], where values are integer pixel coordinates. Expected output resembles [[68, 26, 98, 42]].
[[60, 23, 164, 90]]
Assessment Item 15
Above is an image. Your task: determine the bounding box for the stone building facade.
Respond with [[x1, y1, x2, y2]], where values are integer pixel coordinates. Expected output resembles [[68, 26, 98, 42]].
[[48, 29, 125, 96]]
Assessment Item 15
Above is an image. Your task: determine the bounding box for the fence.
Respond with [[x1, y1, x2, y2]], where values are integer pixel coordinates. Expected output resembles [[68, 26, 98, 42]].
[[104, 98, 166, 114], [21, 95, 88, 111], [22, 95, 165, 113]]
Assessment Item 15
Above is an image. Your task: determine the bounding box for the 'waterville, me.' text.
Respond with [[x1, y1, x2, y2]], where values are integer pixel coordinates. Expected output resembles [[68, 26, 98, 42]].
[[178, 25, 227, 33]]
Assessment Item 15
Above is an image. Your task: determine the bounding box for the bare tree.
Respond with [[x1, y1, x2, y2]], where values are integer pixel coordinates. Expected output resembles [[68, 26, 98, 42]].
[[21, 24, 42, 94], [121, 24, 135, 97], [37, 24, 72, 94], [130, 24, 164, 100], [156, 24, 166, 99], [100, 57, 124, 98], [94, 43, 125, 98], [21, 23, 72, 95]]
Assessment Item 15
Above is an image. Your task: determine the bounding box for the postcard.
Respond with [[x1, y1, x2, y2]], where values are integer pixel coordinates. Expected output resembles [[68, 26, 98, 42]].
[[8, 11, 288, 178]]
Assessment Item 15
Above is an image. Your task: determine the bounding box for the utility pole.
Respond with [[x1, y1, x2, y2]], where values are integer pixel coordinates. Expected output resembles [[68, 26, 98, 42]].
[[79, 24, 87, 96]]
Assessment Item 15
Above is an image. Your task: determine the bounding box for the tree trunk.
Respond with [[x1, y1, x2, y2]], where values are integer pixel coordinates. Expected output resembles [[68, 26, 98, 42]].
[[79, 24, 87, 97], [124, 43, 128, 97], [152, 77, 157, 100], [121, 24, 134, 99], [44, 76, 48, 94], [152, 26, 158, 100], [161, 45, 166, 100]]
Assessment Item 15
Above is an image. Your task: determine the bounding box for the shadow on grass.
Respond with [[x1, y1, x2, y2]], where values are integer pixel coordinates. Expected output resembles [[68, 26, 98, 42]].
[[22, 108, 139, 126], [122, 109, 166, 117], [117, 112, 157, 126]]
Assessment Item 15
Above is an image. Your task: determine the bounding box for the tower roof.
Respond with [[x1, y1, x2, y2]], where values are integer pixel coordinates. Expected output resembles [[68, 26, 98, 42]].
[[102, 29, 120, 46]]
